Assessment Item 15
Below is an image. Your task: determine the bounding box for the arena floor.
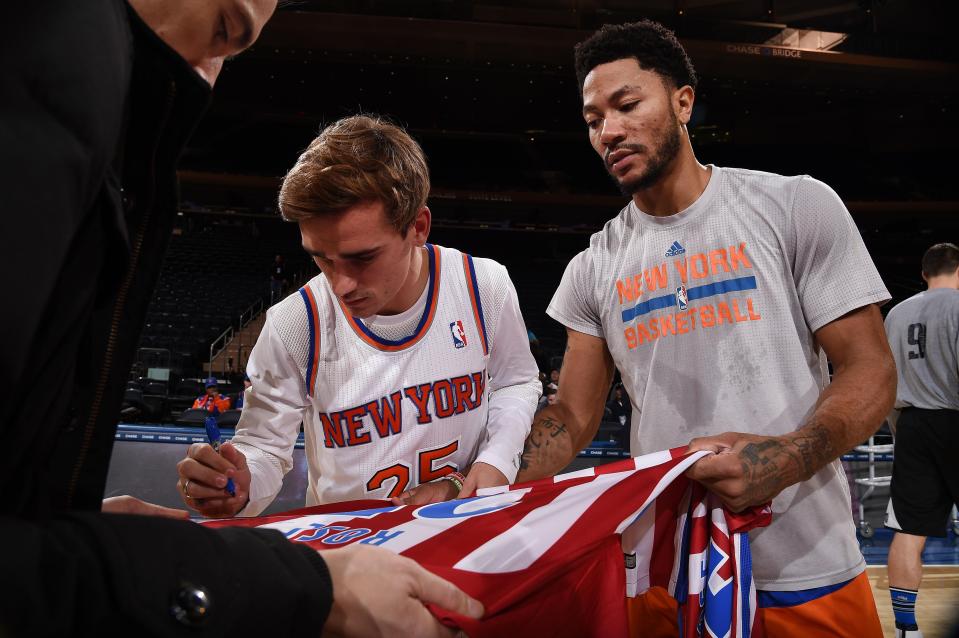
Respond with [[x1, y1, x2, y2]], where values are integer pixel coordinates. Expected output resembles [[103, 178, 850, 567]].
[[868, 566, 959, 638], [864, 528, 959, 637]]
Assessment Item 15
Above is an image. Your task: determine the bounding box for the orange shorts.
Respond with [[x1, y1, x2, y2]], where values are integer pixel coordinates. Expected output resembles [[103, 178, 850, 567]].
[[627, 571, 883, 637]]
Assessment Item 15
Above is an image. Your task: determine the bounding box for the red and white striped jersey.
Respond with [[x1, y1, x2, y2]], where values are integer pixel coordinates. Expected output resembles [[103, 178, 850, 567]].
[[205, 448, 771, 638]]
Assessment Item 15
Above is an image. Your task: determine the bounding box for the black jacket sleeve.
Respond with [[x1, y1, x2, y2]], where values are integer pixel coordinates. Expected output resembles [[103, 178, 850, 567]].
[[0, 2, 133, 514], [0, 514, 333, 637], [0, 3, 335, 636]]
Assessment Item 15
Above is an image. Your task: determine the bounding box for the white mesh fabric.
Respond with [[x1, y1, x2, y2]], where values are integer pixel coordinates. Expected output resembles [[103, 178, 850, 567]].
[[268, 289, 312, 378], [471, 257, 542, 409], [786, 175, 891, 332], [472, 257, 508, 348], [235, 442, 286, 478]]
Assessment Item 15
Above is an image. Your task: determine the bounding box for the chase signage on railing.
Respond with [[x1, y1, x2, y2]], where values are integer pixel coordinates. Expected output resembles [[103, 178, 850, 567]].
[[726, 44, 803, 59], [113, 424, 632, 457]]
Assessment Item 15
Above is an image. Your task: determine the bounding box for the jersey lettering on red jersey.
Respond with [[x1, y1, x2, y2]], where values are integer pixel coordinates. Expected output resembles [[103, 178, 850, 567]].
[[206, 448, 771, 637]]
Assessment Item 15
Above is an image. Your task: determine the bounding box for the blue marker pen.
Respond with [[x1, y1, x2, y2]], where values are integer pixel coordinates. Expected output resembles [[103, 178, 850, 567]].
[[204, 414, 236, 497]]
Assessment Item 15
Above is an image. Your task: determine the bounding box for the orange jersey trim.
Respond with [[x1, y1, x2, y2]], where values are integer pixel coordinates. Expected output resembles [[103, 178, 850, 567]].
[[340, 244, 441, 353]]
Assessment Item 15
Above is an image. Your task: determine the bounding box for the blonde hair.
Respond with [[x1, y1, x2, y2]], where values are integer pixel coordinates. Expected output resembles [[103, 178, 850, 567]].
[[278, 114, 430, 233]]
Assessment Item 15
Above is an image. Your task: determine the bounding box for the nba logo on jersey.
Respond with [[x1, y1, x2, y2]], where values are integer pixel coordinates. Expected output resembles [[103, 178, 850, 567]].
[[676, 285, 688, 310], [450, 320, 468, 349]]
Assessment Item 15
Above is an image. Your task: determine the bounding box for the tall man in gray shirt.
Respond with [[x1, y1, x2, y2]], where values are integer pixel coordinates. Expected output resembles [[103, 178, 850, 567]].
[[884, 242, 959, 638], [516, 20, 896, 636]]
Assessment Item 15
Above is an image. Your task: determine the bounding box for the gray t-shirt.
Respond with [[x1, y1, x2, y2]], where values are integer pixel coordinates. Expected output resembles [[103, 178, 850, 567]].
[[548, 165, 890, 591], [885, 288, 959, 411]]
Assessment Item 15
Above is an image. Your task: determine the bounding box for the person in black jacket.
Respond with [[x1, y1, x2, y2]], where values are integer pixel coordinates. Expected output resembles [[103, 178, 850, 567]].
[[0, 1, 482, 635]]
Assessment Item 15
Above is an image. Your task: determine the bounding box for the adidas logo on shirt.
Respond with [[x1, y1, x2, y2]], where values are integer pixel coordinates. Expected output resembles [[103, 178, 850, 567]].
[[665, 241, 686, 257]]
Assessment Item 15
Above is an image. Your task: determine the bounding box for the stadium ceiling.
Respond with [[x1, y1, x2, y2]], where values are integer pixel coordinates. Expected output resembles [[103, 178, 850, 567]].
[[178, 0, 956, 215], [252, 1, 957, 93], [272, 1, 954, 51]]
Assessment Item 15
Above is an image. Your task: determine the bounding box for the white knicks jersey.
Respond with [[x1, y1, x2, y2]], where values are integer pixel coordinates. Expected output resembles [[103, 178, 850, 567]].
[[232, 243, 540, 512]]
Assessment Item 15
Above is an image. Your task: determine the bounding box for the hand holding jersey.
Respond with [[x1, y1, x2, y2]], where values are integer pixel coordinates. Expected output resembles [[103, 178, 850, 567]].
[[321, 545, 484, 638], [391, 476, 459, 506], [458, 461, 510, 498], [686, 301, 895, 513], [392, 461, 509, 505]]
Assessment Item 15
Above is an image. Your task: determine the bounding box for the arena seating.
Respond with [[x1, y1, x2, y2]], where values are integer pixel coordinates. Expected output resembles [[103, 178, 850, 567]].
[[127, 216, 310, 423], [137, 219, 310, 360], [140, 223, 269, 374]]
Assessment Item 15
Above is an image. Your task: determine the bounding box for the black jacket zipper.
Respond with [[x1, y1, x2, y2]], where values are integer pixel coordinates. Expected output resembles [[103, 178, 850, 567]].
[[65, 80, 179, 505]]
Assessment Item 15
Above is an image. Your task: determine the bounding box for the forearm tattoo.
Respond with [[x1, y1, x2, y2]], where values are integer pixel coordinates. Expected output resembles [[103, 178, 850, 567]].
[[737, 423, 837, 504], [517, 416, 571, 480], [790, 423, 836, 477], [737, 438, 786, 505]]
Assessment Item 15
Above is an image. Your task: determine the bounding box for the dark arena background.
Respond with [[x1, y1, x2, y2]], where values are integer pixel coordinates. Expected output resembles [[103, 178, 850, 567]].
[[106, 1, 958, 633]]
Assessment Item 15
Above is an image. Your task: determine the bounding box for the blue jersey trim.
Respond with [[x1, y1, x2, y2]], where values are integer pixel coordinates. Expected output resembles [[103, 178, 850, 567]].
[[300, 287, 317, 397], [464, 254, 489, 353], [757, 577, 852, 609], [740, 536, 753, 637], [352, 244, 436, 347]]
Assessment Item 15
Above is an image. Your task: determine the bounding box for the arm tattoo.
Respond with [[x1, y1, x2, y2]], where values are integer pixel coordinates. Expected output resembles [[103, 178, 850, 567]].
[[517, 416, 572, 480], [548, 419, 568, 438], [736, 423, 839, 504], [737, 440, 789, 505], [789, 423, 836, 479]]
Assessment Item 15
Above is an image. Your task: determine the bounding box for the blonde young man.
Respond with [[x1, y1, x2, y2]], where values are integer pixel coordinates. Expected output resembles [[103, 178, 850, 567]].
[[177, 115, 541, 516]]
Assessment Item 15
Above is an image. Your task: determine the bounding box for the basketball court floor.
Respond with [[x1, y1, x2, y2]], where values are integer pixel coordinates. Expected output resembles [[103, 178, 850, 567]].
[[863, 530, 959, 637]]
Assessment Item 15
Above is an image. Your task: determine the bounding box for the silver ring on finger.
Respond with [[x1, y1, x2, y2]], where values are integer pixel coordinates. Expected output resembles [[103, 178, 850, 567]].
[[183, 479, 193, 499]]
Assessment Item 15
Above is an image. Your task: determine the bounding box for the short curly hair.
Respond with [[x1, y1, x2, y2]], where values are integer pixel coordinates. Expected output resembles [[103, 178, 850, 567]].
[[574, 20, 697, 94]]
